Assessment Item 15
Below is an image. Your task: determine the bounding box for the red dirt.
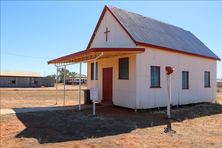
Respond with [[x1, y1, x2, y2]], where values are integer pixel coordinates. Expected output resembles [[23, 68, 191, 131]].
[[0, 90, 222, 147]]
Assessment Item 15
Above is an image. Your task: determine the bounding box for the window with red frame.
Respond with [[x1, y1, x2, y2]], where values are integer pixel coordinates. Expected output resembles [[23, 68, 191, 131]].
[[182, 71, 189, 89], [119, 57, 129, 79], [91, 62, 98, 80], [151, 66, 160, 87], [204, 71, 210, 87]]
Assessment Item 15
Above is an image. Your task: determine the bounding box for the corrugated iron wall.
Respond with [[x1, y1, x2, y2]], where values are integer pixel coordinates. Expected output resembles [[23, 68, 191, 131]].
[[0, 76, 42, 87], [42, 77, 55, 87]]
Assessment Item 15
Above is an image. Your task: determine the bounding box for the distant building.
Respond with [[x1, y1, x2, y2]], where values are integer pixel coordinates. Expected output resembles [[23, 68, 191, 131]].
[[66, 74, 87, 85], [0, 71, 54, 87], [217, 79, 222, 87], [42, 77, 55, 87]]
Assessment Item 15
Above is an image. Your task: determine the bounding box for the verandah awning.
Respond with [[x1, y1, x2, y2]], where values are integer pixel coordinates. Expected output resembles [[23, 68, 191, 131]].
[[47, 47, 145, 65], [47, 47, 145, 115]]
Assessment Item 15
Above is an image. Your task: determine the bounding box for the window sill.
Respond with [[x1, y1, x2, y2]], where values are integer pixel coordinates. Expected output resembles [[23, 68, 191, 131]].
[[182, 88, 189, 90], [150, 86, 161, 88], [204, 87, 211, 88], [119, 79, 129, 80], [91, 79, 98, 80]]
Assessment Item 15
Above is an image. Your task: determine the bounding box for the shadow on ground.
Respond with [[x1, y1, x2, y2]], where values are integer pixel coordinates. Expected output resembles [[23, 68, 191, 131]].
[[15, 102, 222, 144]]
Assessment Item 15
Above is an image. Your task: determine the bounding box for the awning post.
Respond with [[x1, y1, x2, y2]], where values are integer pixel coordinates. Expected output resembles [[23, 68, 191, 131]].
[[79, 62, 82, 111], [56, 66, 58, 105], [63, 65, 66, 106], [93, 59, 96, 115]]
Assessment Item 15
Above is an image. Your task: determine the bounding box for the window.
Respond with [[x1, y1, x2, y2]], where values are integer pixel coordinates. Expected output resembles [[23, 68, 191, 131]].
[[8, 80, 16, 84], [119, 57, 129, 79], [91, 62, 98, 80], [151, 66, 160, 87], [32, 81, 38, 84], [182, 71, 189, 89], [204, 71, 210, 87]]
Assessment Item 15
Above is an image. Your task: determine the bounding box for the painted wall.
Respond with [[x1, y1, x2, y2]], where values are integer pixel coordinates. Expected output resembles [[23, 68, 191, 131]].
[[136, 46, 217, 109], [87, 46, 217, 109], [90, 10, 136, 48], [87, 54, 137, 109]]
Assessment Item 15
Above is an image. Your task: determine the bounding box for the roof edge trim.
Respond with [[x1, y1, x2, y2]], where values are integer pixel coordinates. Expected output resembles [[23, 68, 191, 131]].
[[137, 42, 221, 61], [86, 6, 108, 49], [47, 47, 145, 64]]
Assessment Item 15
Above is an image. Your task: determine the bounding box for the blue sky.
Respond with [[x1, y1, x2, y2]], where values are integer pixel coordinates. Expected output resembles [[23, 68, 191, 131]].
[[1, 1, 222, 78]]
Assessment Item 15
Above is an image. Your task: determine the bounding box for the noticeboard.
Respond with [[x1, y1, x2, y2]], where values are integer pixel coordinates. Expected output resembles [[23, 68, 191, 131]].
[[90, 87, 98, 101]]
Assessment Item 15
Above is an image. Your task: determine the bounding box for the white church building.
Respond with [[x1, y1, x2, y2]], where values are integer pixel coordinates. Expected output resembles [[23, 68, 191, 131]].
[[48, 5, 220, 110]]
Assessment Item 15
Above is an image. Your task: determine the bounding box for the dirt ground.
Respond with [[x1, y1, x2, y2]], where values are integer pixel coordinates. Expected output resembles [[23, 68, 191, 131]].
[[0, 89, 222, 147], [0, 84, 87, 91], [0, 85, 87, 109]]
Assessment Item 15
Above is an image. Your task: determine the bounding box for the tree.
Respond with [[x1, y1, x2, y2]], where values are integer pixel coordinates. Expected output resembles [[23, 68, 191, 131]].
[[58, 68, 77, 83], [46, 68, 77, 83]]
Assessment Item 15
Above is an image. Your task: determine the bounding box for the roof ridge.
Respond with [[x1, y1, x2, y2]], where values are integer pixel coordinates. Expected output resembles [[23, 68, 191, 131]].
[[0, 70, 40, 73]]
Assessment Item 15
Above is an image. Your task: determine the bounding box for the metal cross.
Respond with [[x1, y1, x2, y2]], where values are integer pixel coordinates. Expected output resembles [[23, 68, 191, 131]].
[[104, 27, 110, 41]]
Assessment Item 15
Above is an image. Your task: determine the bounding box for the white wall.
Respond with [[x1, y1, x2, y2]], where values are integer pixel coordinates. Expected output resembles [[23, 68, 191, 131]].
[[90, 10, 136, 48], [87, 54, 137, 109], [136, 46, 217, 109]]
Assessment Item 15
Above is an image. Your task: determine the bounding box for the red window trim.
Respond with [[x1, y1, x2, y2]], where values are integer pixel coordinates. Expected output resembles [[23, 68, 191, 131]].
[[150, 66, 160, 88], [182, 71, 189, 90], [91, 62, 98, 80], [150, 86, 162, 88], [119, 57, 129, 80], [204, 71, 210, 88]]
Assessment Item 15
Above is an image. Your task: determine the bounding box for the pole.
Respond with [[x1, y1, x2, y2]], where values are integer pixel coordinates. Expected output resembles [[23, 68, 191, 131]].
[[56, 66, 58, 105], [63, 65, 66, 106], [79, 62, 82, 111], [93, 60, 96, 115], [167, 75, 171, 118]]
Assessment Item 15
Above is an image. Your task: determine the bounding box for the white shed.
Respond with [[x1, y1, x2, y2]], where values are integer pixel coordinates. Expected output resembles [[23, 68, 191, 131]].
[[48, 5, 220, 110]]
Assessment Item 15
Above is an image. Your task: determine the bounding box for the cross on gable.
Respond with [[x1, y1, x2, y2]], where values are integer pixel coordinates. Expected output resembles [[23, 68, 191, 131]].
[[104, 27, 110, 41]]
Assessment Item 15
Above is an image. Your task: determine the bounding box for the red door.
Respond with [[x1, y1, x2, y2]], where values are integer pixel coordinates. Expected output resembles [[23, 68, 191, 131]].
[[102, 67, 113, 104]]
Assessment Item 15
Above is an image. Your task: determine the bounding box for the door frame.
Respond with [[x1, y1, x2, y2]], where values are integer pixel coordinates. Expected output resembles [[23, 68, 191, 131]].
[[102, 67, 113, 104]]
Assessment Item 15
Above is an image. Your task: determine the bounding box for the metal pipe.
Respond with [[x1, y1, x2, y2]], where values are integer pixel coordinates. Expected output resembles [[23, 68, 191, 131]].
[[79, 62, 82, 111], [63, 65, 66, 106], [93, 59, 96, 115], [93, 52, 103, 116], [56, 66, 58, 105]]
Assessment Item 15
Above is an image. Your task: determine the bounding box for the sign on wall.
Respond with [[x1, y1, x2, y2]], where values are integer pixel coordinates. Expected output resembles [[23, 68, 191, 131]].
[[90, 87, 98, 101]]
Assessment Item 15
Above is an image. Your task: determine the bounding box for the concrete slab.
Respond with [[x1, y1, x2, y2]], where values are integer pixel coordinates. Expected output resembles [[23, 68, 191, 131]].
[[0, 106, 76, 115], [0, 103, 112, 115]]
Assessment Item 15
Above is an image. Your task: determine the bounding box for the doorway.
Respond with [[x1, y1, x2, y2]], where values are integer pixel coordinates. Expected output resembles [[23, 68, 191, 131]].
[[102, 67, 113, 104]]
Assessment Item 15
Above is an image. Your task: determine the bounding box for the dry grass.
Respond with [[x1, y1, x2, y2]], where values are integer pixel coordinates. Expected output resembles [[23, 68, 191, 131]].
[[0, 90, 222, 147], [0, 90, 84, 109]]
